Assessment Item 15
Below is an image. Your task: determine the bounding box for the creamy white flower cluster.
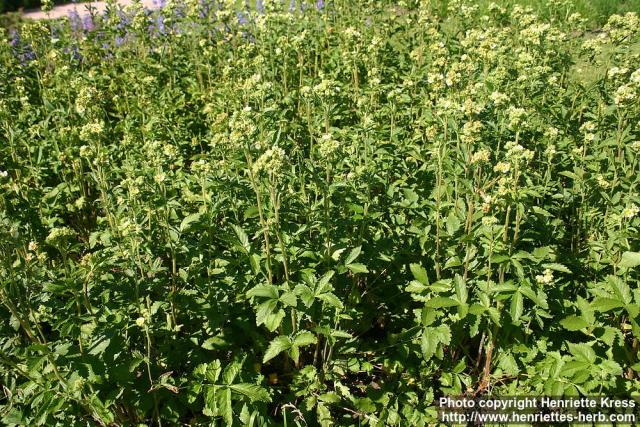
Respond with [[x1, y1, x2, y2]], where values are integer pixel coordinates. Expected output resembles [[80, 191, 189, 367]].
[[228, 107, 257, 150], [317, 133, 341, 158], [75, 86, 99, 115], [252, 146, 287, 176], [536, 269, 554, 285]]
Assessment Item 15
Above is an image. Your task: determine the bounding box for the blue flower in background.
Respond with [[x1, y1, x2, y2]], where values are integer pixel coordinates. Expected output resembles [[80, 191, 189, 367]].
[[8, 29, 36, 65], [83, 14, 95, 32], [9, 29, 20, 48], [151, 14, 166, 36], [116, 9, 132, 30], [68, 9, 83, 32], [199, 0, 213, 19], [288, 0, 296, 12], [316, 0, 324, 10], [237, 11, 248, 25], [71, 45, 82, 62], [19, 49, 36, 66], [63, 45, 82, 64]]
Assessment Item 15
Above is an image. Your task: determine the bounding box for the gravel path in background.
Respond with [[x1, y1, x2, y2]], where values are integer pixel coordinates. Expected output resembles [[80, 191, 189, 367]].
[[22, 0, 160, 20]]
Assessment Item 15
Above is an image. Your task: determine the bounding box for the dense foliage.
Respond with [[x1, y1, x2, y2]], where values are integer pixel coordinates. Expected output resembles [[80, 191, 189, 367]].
[[1, 0, 640, 425]]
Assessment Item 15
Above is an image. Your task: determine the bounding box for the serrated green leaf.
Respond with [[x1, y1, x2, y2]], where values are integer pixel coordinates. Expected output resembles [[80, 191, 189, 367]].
[[222, 361, 242, 385], [317, 402, 333, 427], [446, 212, 461, 235], [247, 284, 278, 300], [421, 324, 450, 361], [317, 270, 335, 293], [180, 212, 201, 232], [405, 280, 428, 294], [279, 291, 297, 307], [293, 331, 317, 347], [317, 292, 343, 310], [263, 309, 285, 332], [560, 316, 589, 331], [230, 384, 271, 402], [216, 387, 233, 426], [202, 336, 228, 350], [609, 275, 632, 305], [591, 297, 625, 312], [345, 246, 362, 265], [409, 263, 429, 285], [205, 360, 222, 383], [454, 275, 468, 304], [255, 299, 277, 328], [263, 336, 291, 363], [232, 224, 250, 253], [620, 251, 640, 268], [567, 342, 596, 364], [542, 263, 572, 274], [346, 263, 368, 274], [425, 297, 459, 308], [510, 291, 523, 323], [88, 337, 110, 356], [294, 284, 315, 307], [318, 392, 340, 403]]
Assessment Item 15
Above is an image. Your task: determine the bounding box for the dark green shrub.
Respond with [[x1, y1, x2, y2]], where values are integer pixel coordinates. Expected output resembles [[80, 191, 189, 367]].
[[0, 0, 68, 13]]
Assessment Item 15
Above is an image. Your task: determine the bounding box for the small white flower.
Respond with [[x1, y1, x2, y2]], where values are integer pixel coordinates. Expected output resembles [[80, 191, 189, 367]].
[[252, 146, 287, 176], [494, 162, 511, 174], [608, 66, 629, 78], [80, 121, 105, 141], [471, 149, 490, 163], [545, 144, 557, 158], [579, 121, 596, 133], [490, 91, 508, 105], [622, 205, 639, 219], [544, 127, 559, 139], [79, 145, 92, 157], [154, 173, 166, 183], [536, 269, 554, 285], [482, 216, 498, 226], [317, 133, 340, 158], [596, 174, 610, 189]]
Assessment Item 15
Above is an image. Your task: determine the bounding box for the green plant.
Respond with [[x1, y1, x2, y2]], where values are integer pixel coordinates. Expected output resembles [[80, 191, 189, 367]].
[[1, 0, 639, 425]]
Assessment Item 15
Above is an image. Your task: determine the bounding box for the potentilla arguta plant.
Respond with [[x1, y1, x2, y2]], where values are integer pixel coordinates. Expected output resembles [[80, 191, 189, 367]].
[[1, 0, 640, 425]]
